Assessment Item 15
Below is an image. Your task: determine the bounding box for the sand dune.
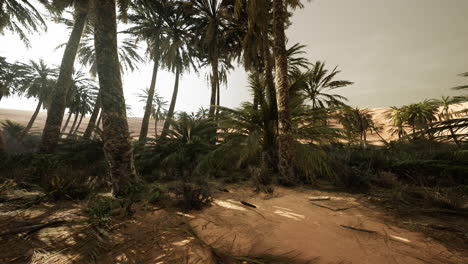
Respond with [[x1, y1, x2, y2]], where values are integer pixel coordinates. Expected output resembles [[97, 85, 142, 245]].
[[1, 103, 466, 142]]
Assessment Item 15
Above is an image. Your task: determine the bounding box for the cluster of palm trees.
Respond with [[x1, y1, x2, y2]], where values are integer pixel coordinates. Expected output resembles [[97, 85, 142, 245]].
[[1, 0, 466, 194], [0, 0, 301, 195]]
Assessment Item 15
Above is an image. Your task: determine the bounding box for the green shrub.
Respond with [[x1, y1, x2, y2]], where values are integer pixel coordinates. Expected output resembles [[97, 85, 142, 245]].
[[85, 198, 120, 228], [169, 181, 213, 211]]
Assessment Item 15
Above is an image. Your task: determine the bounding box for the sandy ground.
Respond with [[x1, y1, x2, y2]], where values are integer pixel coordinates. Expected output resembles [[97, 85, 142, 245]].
[[190, 186, 466, 264], [0, 185, 466, 264], [1, 103, 466, 143]]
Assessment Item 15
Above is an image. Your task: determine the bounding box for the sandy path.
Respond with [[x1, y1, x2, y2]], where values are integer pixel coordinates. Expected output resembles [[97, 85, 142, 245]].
[[190, 187, 466, 264]]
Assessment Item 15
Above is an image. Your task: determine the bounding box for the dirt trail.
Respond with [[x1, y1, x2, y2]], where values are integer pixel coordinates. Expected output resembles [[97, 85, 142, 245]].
[[190, 186, 466, 264], [1, 186, 466, 263]]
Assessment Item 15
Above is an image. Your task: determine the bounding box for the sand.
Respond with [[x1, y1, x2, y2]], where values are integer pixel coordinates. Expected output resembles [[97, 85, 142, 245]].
[[189, 186, 466, 264], [1, 103, 466, 143], [1, 186, 466, 264]]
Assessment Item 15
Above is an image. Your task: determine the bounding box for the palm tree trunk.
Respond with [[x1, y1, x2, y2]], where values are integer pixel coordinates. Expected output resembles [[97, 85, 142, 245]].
[[83, 89, 101, 139], [61, 111, 73, 132], [39, 0, 89, 153], [139, 59, 159, 141], [94, 0, 139, 196], [67, 112, 79, 137], [272, 0, 294, 185], [215, 79, 220, 116], [209, 54, 219, 118], [261, 23, 277, 120], [73, 113, 85, 135], [160, 65, 180, 139], [154, 116, 159, 137], [20, 99, 43, 140], [155, 106, 160, 137]]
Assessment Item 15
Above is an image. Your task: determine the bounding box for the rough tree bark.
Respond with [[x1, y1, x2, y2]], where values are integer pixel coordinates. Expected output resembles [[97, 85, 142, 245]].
[[208, 52, 219, 118], [94, 0, 139, 196], [272, 0, 295, 185], [39, 0, 89, 153]]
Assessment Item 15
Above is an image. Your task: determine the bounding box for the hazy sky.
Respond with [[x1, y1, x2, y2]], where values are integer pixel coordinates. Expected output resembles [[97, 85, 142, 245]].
[[1, 0, 467, 116]]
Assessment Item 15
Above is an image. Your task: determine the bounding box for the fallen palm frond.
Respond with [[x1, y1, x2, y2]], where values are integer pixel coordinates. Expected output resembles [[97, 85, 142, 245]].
[[0, 220, 66, 237]]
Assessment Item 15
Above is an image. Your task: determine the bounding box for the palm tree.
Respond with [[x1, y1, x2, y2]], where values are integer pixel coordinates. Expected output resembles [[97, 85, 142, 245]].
[[302, 61, 353, 110], [0, 0, 47, 46], [183, 0, 235, 118], [435, 96, 461, 147], [385, 106, 408, 140], [152, 0, 197, 139], [404, 100, 439, 139], [337, 106, 375, 146], [272, 0, 294, 184], [152, 94, 168, 137], [126, 0, 165, 141], [17, 59, 56, 139], [136, 88, 168, 138], [76, 33, 143, 140], [92, 0, 140, 196], [40, 0, 91, 153]]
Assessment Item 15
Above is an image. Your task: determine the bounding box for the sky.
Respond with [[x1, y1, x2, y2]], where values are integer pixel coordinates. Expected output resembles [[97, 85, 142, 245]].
[[1, 0, 467, 117]]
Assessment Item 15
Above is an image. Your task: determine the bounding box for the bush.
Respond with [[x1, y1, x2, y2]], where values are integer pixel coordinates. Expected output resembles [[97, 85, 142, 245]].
[[169, 181, 213, 211], [85, 198, 120, 228], [41, 166, 97, 200]]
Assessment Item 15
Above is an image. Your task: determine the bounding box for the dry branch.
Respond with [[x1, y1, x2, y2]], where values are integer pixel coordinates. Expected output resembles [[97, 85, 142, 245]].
[[308, 197, 331, 201], [340, 225, 376, 233]]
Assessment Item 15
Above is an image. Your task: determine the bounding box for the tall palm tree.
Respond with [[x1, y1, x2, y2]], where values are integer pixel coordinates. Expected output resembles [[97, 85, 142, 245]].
[[69, 87, 93, 136], [302, 61, 353, 109], [0, 0, 47, 46], [17, 59, 56, 139], [126, 0, 165, 141], [151, 0, 197, 139], [40, 0, 91, 153], [136, 88, 167, 138], [272, 0, 294, 184], [183, 0, 235, 118], [93, 0, 139, 196]]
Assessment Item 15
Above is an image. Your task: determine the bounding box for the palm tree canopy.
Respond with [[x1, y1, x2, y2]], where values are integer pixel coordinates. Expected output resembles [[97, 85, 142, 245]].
[[0, 0, 48, 46], [302, 61, 353, 109], [17, 59, 57, 105]]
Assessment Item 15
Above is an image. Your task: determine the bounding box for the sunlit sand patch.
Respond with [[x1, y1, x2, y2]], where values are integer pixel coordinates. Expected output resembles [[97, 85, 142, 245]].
[[273, 210, 305, 221], [389, 235, 411, 243], [213, 199, 247, 211], [172, 237, 194, 246], [273, 205, 293, 211]]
